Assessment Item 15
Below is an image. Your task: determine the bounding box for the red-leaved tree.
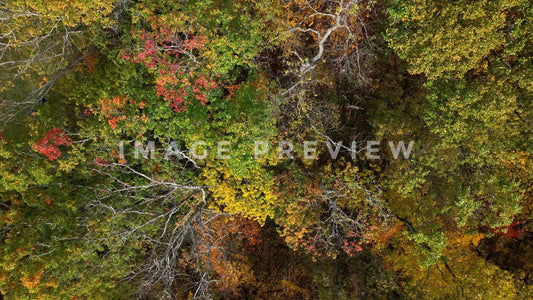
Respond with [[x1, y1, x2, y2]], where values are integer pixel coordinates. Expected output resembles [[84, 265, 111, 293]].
[[121, 28, 218, 112], [32, 128, 73, 160]]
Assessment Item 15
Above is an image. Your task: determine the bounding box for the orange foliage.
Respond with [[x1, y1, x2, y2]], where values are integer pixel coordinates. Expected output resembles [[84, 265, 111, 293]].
[[20, 269, 43, 290]]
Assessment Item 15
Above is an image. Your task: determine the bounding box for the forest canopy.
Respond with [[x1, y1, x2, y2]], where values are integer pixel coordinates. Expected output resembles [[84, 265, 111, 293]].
[[0, 0, 532, 298]]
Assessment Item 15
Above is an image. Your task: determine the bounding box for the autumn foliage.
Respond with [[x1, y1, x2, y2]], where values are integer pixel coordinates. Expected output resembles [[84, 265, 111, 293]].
[[122, 28, 218, 112], [32, 128, 73, 160], [1, 0, 532, 299]]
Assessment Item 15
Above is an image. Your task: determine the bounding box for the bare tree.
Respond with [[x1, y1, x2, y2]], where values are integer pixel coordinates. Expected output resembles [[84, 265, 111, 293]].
[[308, 179, 389, 254], [82, 161, 234, 299], [271, 0, 378, 155], [0, 0, 132, 128], [0, 3, 83, 125], [280, 0, 376, 98]]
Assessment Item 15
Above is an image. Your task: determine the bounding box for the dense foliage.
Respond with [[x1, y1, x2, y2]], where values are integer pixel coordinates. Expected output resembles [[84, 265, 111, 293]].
[[0, 0, 531, 298]]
